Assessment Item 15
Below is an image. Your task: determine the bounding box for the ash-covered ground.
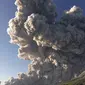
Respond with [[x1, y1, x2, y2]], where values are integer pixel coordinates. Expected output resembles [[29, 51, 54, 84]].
[[2, 0, 85, 85]]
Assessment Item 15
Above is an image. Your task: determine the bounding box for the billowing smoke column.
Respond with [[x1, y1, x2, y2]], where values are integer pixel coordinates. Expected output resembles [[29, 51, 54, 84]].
[[3, 0, 85, 85]]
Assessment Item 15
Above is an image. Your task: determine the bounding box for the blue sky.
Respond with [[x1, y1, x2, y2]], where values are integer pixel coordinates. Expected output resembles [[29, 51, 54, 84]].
[[0, 0, 85, 81], [0, 0, 30, 81]]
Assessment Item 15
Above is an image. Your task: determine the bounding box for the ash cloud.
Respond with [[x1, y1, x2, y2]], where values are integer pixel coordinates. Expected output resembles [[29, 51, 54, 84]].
[[2, 0, 85, 85]]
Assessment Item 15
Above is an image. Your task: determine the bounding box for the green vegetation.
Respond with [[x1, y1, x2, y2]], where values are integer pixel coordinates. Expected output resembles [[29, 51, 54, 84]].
[[60, 76, 85, 85]]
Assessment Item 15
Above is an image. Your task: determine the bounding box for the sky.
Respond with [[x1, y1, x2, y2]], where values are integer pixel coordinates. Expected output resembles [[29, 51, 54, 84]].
[[0, 0, 85, 81]]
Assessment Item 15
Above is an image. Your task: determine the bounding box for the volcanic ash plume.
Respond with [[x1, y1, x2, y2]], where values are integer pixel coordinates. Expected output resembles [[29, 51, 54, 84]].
[[3, 0, 85, 85]]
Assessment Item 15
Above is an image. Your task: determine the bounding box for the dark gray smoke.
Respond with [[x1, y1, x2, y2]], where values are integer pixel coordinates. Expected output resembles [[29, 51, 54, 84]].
[[2, 0, 85, 85]]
